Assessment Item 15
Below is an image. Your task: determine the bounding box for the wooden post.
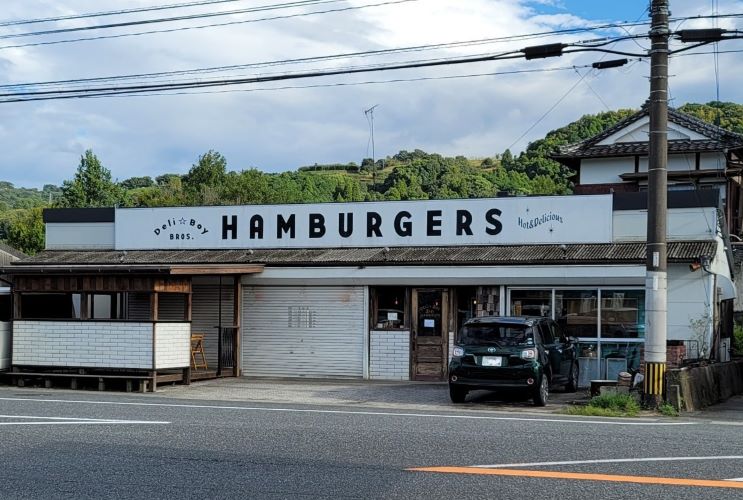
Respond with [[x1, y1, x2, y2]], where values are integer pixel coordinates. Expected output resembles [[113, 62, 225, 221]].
[[150, 292, 159, 321], [12, 292, 21, 319], [185, 290, 193, 322], [233, 275, 241, 377]]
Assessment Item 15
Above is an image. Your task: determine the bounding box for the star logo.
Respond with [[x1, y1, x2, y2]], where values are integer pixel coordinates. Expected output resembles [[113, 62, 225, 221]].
[[179, 218, 186, 225]]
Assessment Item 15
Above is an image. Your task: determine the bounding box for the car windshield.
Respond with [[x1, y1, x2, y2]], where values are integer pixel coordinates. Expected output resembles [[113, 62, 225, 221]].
[[458, 323, 534, 347]]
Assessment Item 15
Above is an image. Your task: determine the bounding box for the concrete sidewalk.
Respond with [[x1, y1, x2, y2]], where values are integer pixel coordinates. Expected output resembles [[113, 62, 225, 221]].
[[155, 377, 589, 413]]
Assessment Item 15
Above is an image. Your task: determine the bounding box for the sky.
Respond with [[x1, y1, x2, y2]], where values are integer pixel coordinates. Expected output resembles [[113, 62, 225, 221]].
[[0, 0, 741, 188]]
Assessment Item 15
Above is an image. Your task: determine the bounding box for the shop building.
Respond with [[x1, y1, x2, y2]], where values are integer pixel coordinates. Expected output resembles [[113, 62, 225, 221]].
[[1, 192, 735, 388]]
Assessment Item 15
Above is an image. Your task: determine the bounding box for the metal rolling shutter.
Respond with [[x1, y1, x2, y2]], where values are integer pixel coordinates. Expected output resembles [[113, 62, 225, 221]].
[[243, 286, 365, 378]]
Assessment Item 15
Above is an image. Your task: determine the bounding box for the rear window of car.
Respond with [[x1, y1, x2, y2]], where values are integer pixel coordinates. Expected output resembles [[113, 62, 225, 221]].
[[458, 323, 535, 347]]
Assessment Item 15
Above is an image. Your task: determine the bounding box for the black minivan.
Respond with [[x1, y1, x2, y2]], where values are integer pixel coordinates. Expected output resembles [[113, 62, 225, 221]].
[[448, 316, 579, 406]]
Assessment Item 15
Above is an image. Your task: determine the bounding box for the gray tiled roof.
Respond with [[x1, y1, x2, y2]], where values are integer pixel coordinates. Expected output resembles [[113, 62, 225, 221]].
[[555, 139, 729, 159], [9, 241, 715, 269], [0, 241, 27, 260], [555, 106, 743, 160]]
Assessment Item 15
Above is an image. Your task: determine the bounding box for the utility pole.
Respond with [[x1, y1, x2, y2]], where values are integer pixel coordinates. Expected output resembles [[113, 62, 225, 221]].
[[364, 104, 379, 188], [644, 0, 670, 407]]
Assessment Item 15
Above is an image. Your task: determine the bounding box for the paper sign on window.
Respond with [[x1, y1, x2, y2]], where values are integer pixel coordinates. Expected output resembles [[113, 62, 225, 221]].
[[387, 312, 398, 320], [424, 319, 435, 328]]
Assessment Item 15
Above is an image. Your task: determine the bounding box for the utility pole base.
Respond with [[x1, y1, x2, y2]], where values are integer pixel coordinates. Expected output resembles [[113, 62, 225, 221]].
[[643, 361, 667, 407]]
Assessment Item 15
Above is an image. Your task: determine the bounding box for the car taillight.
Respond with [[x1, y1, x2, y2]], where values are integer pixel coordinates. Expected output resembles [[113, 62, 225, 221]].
[[520, 348, 537, 360], [452, 346, 464, 358]]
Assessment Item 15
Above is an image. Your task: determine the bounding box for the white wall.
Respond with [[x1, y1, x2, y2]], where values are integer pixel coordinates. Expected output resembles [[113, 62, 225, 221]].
[[369, 330, 409, 380], [12, 321, 153, 369], [638, 153, 725, 173], [0, 322, 10, 370], [154, 322, 190, 369], [597, 116, 707, 144], [580, 158, 629, 184], [613, 208, 718, 241], [46, 223, 115, 250], [667, 265, 712, 344]]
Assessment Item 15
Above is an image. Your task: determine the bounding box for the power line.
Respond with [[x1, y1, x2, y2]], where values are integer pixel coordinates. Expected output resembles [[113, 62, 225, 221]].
[[0, 31, 644, 92], [0, 35, 652, 103], [0, 10, 739, 53], [506, 68, 591, 152], [23, 64, 607, 102], [0, 50, 526, 100], [0, 0, 419, 51], [0, 0, 247, 27], [0, 0, 347, 40]]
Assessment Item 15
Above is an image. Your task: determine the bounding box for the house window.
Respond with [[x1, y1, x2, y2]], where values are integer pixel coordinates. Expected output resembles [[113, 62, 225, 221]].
[[372, 287, 407, 330], [91, 294, 125, 319]]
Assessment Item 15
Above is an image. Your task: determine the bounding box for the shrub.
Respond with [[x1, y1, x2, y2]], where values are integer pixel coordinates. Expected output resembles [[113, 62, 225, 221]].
[[734, 324, 743, 356]]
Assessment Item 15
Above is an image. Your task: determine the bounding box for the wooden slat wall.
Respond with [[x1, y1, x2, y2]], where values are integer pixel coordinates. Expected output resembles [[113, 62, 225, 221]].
[[14, 275, 191, 293]]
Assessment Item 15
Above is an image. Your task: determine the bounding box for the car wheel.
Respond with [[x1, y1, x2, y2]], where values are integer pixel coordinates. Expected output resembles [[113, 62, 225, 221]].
[[533, 375, 548, 406], [565, 362, 579, 393], [449, 385, 468, 404]]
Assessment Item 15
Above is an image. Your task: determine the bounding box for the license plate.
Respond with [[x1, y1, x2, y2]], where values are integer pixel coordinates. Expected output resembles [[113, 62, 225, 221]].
[[481, 356, 502, 367]]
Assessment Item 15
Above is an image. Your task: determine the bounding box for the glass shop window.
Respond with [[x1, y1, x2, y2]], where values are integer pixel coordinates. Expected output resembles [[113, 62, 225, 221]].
[[372, 287, 407, 330], [556, 289, 599, 338], [510, 290, 551, 317], [600, 290, 645, 339]]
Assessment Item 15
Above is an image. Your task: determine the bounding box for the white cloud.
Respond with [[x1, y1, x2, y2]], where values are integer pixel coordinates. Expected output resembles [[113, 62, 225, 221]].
[[0, 0, 740, 188]]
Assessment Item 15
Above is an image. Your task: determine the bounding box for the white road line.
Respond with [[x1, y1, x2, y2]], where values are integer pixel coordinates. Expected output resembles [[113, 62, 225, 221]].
[[0, 421, 170, 426], [0, 414, 122, 421], [0, 414, 169, 425], [726, 478, 743, 482], [0, 397, 695, 426], [473, 456, 743, 468]]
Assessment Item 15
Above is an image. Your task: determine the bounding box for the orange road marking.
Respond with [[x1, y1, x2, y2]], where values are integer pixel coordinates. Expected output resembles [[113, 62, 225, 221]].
[[408, 467, 743, 489]]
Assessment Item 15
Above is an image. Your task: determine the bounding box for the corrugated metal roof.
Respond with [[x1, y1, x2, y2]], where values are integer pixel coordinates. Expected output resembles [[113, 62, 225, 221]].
[[6, 241, 716, 271]]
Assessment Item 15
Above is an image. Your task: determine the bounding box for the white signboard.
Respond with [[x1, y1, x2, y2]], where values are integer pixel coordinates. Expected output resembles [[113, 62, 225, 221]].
[[114, 195, 612, 250]]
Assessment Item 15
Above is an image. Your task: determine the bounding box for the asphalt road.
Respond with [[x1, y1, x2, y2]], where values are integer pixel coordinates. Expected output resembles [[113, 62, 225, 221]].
[[0, 389, 742, 499]]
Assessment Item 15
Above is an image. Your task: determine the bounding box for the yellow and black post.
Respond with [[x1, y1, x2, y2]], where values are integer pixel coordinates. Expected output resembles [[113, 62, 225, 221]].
[[643, 362, 666, 398]]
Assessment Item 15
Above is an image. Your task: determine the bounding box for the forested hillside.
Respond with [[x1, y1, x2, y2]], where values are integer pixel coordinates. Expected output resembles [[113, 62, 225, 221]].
[[2, 101, 741, 255]]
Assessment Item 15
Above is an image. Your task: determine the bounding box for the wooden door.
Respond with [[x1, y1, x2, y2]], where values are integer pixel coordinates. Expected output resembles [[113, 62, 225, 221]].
[[411, 288, 448, 381]]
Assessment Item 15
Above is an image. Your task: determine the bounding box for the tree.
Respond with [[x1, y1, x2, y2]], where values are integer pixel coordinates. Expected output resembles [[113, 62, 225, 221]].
[[182, 150, 228, 205], [120, 176, 154, 190], [5, 207, 44, 254], [58, 150, 124, 207]]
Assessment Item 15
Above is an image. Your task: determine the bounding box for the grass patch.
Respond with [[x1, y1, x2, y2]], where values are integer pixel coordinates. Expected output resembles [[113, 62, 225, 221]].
[[657, 403, 679, 417], [563, 393, 640, 417]]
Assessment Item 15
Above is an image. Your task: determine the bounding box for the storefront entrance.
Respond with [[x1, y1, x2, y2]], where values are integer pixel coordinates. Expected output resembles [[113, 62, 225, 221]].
[[411, 288, 449, 381]]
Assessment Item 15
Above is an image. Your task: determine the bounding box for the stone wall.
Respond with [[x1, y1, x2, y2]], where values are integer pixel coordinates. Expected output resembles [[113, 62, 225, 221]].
[[667, 359, 743, 411]]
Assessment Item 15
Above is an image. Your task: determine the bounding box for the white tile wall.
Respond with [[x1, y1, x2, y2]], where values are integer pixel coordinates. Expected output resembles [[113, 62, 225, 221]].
[[369, 330, 409, 380], [13, 321, 154, 369], [155, 323, 191, 369]]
